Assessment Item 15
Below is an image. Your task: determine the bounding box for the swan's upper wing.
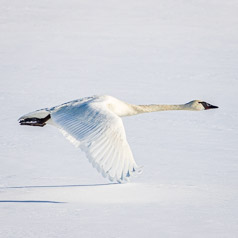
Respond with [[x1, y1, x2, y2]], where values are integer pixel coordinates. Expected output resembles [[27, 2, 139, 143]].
[[51, 102, 142, 183]]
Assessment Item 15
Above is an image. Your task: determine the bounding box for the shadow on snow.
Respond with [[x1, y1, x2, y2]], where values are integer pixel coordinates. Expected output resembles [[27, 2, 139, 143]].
[[3, 183, 118, 189], [0, 200, 65, 204]]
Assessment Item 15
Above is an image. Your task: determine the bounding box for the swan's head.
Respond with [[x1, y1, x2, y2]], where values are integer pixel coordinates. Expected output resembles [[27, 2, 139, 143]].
[[185, 100, 219, 111]]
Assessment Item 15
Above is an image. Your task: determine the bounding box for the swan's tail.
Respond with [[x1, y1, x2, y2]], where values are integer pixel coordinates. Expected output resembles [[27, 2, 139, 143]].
[[18, 108, 51, 127]]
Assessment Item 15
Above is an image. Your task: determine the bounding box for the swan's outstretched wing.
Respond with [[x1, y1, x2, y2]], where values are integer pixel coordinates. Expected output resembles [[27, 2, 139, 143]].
[[51, 102, 142, 183]]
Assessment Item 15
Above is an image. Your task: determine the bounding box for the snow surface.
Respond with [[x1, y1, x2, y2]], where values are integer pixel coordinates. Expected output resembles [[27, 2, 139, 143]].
[[0, 0, 238, 237]]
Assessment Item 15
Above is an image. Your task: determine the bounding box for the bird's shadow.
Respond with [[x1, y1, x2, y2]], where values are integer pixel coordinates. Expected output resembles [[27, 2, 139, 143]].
[[0, 200, 64, 204], [0, 183, 117, 204], [4, 183, 117, 189]]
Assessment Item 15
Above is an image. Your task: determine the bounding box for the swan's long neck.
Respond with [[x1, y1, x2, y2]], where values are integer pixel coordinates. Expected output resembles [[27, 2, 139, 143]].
[[129, 104, 189, 116]]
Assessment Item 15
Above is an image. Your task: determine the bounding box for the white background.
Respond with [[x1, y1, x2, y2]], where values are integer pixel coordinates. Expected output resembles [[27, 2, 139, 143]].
[[0, 0, 237, 237]]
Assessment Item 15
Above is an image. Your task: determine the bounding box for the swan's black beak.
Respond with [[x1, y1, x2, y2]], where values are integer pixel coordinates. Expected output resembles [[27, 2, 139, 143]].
[[207, 104, 219, 109], [199, 102, 219, 110]]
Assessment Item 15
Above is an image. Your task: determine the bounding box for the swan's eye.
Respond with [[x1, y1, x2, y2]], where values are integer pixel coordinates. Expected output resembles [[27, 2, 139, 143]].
[[198, 101, 218, 110], [199, 101, 209, 109]]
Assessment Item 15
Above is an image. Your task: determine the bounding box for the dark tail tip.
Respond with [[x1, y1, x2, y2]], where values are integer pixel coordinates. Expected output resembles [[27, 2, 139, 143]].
[[19, 114, 51, 127]]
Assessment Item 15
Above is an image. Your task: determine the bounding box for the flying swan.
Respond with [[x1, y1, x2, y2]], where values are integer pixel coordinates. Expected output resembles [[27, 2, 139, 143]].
[[19, 95, 218, 183]]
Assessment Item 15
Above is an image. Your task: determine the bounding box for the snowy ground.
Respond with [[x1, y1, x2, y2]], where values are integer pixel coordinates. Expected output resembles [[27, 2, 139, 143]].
[[1, 0, 238, 237]]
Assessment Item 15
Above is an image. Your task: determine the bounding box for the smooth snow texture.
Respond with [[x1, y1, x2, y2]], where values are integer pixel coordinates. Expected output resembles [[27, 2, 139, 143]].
[[0, 0, 238, 238]]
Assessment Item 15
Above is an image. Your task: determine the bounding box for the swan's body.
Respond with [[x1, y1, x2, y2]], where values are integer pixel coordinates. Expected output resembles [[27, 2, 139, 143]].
[[19, 95, 218, 183]]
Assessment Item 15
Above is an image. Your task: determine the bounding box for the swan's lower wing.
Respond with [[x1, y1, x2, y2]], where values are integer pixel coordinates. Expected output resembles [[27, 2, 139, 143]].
[[51, 103, 142, 183]]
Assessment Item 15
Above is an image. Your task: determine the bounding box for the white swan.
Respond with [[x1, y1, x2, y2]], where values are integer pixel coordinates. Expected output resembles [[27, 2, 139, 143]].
[[19, 95, 218, 183]]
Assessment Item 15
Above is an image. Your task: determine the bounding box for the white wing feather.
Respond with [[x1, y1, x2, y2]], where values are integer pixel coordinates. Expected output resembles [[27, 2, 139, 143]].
[[51, 101, 142, 183]]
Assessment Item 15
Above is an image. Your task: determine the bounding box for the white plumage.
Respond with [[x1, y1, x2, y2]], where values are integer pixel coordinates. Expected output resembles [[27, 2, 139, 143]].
[[19, 95, 218, 183], [51, 96, 142, 182]]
